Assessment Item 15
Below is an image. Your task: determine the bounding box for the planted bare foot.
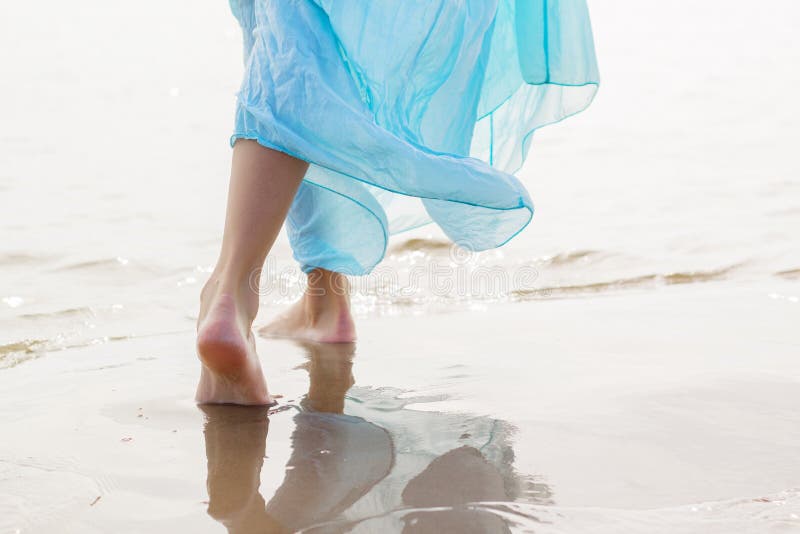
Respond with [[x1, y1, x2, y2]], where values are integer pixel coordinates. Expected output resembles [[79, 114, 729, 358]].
[[196, 284, 274, 406], [259, 269, 355, 343]]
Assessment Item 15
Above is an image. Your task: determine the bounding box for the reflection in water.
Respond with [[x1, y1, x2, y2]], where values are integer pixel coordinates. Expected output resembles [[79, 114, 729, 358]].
[[201, 404, 279, 533], [202, 342, 545, 533]]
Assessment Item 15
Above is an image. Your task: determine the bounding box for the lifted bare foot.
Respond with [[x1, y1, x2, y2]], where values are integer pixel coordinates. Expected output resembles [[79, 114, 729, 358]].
[[196, 285, 273, 406], [259, 269, 356, 343]]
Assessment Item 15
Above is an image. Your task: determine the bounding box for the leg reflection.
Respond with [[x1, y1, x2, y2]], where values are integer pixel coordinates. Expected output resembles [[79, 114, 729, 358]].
[[201, 404, 284, 533], [202, 342, 394, 533], [300, 341, 357, 414], [265, 342, 394, 531]]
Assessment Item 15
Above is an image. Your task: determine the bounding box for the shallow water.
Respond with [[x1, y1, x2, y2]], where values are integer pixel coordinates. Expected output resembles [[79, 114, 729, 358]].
[[1, 286, 799, 533], [1, 0, 799, 532]]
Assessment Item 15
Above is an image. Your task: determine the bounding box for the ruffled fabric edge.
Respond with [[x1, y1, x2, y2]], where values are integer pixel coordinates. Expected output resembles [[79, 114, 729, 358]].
[[228, 0, 599, 275]]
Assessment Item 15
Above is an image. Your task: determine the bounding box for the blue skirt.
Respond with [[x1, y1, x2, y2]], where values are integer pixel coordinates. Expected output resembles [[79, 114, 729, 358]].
[[229, 0, 599, 275]]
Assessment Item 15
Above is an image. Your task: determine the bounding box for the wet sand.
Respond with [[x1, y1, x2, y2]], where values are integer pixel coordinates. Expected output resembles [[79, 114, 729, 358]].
[[1, 280, 798, 533]]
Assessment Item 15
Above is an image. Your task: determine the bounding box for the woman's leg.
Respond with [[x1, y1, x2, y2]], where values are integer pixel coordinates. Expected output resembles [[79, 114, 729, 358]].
[[196, 139, 307, 405]]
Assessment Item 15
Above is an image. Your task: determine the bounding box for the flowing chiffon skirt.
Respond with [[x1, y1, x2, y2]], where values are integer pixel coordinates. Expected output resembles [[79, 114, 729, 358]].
[[229, 0, 599, 275]]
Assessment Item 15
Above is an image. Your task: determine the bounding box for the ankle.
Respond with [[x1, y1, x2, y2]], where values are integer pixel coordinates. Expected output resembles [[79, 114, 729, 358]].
[[201, 272, 260, 323], [304, 270, 350, 315], [306, 269, 350, 296]]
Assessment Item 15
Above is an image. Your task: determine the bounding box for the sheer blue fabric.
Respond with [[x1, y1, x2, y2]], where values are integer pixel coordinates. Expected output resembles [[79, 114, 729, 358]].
[[229, 0, 599, 275]]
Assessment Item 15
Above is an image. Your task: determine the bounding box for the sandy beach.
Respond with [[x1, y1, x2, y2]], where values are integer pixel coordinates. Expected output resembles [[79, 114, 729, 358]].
[[1, 0, 799, 532], [2, 281, 799, 532]]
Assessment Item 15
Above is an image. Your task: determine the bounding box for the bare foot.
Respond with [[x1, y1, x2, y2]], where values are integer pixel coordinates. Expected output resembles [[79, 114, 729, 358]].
[[259, 269, 356, 343], [196, 289, 274, 406]]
